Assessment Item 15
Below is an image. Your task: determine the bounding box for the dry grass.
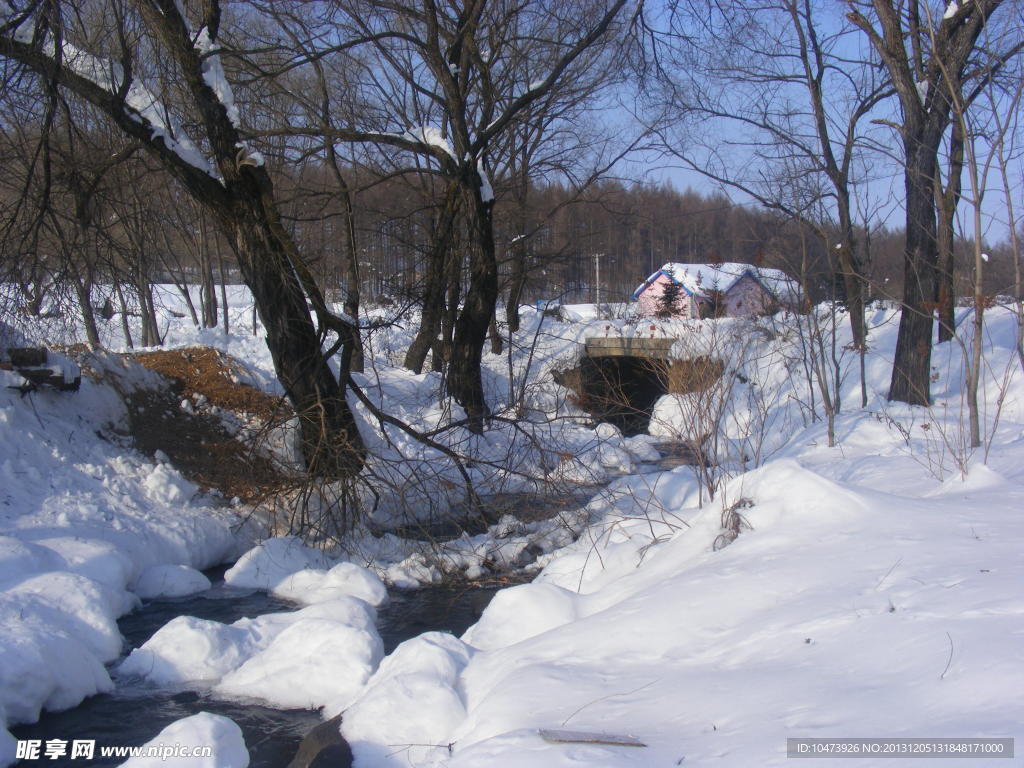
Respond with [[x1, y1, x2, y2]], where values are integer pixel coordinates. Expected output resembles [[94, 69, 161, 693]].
[[662, 356, 725, 394], [68, 345, 296, 503], [126, 347, 287, 422]]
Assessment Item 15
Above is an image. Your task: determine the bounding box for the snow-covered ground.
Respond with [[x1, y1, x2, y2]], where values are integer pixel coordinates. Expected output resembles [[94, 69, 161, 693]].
[[2, 288, 1023, 766]]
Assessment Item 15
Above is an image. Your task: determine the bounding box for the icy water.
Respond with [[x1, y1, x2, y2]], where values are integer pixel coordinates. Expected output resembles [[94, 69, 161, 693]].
[[11, 568, 500, 767], [391, 487, 600, 541]]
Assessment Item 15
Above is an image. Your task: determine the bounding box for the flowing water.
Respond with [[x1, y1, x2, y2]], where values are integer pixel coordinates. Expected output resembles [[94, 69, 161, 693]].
[[11, 568, 501, 767], [11, 447, 687, 766]]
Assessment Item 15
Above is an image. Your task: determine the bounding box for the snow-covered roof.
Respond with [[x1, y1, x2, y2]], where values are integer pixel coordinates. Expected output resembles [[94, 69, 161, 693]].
[[632, 262, 802, 304]]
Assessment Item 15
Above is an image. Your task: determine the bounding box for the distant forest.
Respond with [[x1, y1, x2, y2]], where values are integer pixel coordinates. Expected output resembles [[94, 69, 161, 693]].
[[3, 136, 1019, 333], [4, 151, 1020, 333], [219, 165, 1024, 307]]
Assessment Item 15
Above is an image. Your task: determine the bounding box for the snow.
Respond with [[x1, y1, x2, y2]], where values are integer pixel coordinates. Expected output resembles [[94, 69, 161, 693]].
[[194, 27, 264, 169], [195, 28, 240, 128], [342, 632, 475, 766], [460, 582, 580, 651], [216, 616, 381, 714], [2, 282, 1024, 767], [633, 261, 802, 306], [404, 126, 458, 161], [119, 712, 248, 768], [338, 303, 1024, 767], [339, 450, 1024, 767], [478, 159, 494, 203], [118, 595, 383, 714], [0, 351, 245, 752], [222, 536, 332, 591], [272, 561, 388, 606], [134, 564, 212, 599]]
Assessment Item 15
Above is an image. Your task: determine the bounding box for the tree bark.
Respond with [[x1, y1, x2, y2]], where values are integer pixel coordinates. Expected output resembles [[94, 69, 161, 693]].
[[404, 185, 461, 374], [222, 192, 365, 478], [888, 127, 941, 405], [115, 282, 134, 349], [846, 0, 1004, 406], [447, 178, 498, 430], [72, 272, 101, 348], [199, 214, 219, 328], [935, 121, 964, 343]]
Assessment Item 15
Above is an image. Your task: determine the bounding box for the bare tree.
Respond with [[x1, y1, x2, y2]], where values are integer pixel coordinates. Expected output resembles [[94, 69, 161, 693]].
[[942, 21, 1024, 450], [1, 0, 366, 479], [259, 0, 633, 430], [846, 0, 1019, 406], [655, 1, 887, 407]]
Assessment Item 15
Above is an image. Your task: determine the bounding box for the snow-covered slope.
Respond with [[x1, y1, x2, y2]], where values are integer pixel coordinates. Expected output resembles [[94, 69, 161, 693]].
[[0, 357, 248, 761], [335, 304, 1024, 767], [3, 288, 1023, 767]]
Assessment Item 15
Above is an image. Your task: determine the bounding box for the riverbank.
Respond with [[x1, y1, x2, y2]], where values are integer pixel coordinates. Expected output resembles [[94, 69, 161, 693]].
[[4, 296, 1024, 766]]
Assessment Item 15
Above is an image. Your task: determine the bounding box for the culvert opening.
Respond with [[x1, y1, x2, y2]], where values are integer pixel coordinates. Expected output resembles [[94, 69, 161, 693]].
[[580, 356, 666, 436], [555, 355, 724, 437]]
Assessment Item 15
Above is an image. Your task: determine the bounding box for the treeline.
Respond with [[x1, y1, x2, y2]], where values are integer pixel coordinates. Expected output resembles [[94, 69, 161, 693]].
[[4, 135, 1020, 345], [1, 0, 1020, 481]]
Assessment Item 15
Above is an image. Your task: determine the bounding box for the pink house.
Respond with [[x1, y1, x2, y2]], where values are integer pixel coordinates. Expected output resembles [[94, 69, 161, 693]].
[[632, 262, 801, 318]]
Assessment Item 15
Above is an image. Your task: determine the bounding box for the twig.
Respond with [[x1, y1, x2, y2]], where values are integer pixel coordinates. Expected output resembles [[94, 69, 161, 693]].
[[940, 632, 954, 679], [875, 557, 903, 590], [561, 679, 658, 727]]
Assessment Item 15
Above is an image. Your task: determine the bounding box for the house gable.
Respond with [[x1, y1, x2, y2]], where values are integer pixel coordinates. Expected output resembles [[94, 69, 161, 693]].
[[634, 262, 800, 318]]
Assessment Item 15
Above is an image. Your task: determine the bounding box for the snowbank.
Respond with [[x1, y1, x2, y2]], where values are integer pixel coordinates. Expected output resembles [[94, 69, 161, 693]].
[[342, 632, 475, 765], [334, 306, 1024, 767], [0, 356, 246, 755], [4, 285, 1024, 767], [134, 565, 212, 599], [119, 595, 383, 714], [119, 712, 248, 768], [223, 536, 332, 591], [335, 452, 1024, 767]]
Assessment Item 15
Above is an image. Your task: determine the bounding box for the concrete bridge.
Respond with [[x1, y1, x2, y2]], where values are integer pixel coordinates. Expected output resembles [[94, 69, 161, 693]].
[[584, 337, 677, 358], [557, 337, 720, 436]]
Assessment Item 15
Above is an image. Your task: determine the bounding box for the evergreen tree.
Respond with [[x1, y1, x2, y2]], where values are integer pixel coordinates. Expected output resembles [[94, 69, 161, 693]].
[[658, 269, 683, 317]]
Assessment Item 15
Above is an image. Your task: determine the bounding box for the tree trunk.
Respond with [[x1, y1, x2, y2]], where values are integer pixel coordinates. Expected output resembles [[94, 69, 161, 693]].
[[489, 313, 503, 355], [0, 2, 365, 481], [224, 199, 365, 478], [447, 181, 498, 430], [834, 192, 868, 407], [115, 282, 134, 349], [435, 253, 461, 374], [340, 192, 364, 375], [936, 121, 964, 343], [324, 147, 365, 374], [72, 272, 101, 348], [506, 261, 527, 334], [137, 270, 161, 347], [888, 134, 940, 406], [405, 251, 447, 374], [177, 283, 201, 327], [506, 190, 530, 334], [217, 245, 230, 336], [200, 215, 219, 328], [405, 186, 460, 374]]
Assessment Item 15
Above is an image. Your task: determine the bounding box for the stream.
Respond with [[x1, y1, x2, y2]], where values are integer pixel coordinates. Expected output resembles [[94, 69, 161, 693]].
[[11, 444, 695, 766], [11, 567, 501, 767]]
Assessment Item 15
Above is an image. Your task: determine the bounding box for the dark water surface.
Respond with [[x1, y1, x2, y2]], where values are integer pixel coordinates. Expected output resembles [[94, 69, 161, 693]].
[[11, 568, 499, 767]]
